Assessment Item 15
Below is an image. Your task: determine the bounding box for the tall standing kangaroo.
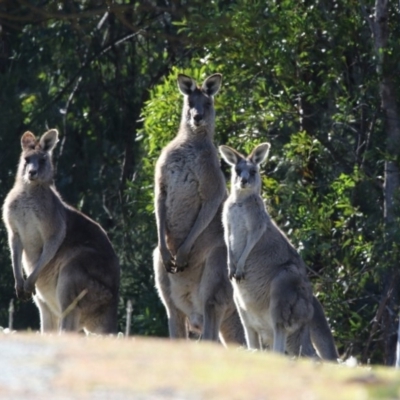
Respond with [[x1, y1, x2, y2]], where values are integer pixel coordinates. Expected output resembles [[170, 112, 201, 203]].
[[220, 143, 338, 358], [2, 129, 120, 333], [153, 73, 245, 345]]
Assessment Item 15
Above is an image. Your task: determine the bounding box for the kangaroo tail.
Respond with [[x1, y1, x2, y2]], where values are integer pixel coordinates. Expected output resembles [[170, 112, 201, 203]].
[[310, 296, 339, 361]]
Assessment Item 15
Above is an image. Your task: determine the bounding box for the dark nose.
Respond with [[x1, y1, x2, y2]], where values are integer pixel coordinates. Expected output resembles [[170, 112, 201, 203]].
[[29, 170, 37, 178], [241, 177, 248, 184], [194, 114, 203, 122]]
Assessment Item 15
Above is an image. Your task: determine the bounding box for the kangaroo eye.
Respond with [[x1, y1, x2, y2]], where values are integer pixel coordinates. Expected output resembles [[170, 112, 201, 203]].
[[235, 168, 241, 175], [39, 157, 46, 165], [250, 169, 256, 176], [188, 101, 194, 108], [24, 157, 30, 163]]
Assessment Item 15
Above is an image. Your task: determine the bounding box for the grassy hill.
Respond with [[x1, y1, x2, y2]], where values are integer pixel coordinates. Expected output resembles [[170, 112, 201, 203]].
[[0, 333, 399, 399]]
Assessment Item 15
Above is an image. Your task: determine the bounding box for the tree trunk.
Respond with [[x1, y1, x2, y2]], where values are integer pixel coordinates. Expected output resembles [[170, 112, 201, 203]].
[[372, 0, 400, 366], [396, 317, 400, 367]]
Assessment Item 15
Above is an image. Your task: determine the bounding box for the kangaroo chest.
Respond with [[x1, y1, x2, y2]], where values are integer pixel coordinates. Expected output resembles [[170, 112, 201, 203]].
[[10, 192, 47, 247], [160, 141, 222, 247], [226, 197, 267, 261], [165, 151, 200, 203], [227, 203, 250, 259], [7, 188, 60, 267]]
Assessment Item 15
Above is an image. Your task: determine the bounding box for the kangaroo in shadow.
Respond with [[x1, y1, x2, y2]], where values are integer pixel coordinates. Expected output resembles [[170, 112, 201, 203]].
[[219, 142, 338, 358], [153, 73, 245, 345], [2, 129, 120, 333]]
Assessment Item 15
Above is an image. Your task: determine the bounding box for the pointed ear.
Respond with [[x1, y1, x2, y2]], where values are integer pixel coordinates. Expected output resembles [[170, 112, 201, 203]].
[[249, 143, 271, 165], [177, 74, 197, 95], [21, 131, 37, 151], [201, 73, 222, 96], [39, 129, 59, 152], [219, 145, 243, 166]]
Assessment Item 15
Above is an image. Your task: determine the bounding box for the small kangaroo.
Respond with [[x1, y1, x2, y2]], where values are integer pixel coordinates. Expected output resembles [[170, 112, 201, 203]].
[[220, 143, 337, 358], [153, 73, 245, 345], [2, 129, 120, 333]]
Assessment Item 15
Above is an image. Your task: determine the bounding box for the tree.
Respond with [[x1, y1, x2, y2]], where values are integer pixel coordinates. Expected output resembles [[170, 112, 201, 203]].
[[366, 0, 400, 365]]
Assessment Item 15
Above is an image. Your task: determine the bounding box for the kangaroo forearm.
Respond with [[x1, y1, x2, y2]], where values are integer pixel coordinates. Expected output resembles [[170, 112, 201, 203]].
[[28, 254, 55, 283], [27, 232, 65, 285], [183, 199, 220, 250], [227, 248, 236, 269], [10, 236, 23, 283], [12, 254, 24, 284], [237, 229, 264, 268], [156, 215, 167, 251], [155, 193, 168, 251], [237, 244, 253, 270], [28, 254, 55, 285]]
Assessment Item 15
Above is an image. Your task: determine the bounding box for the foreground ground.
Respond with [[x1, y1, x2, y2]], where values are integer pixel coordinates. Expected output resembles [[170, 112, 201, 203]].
[[0, 333, 399, 399]]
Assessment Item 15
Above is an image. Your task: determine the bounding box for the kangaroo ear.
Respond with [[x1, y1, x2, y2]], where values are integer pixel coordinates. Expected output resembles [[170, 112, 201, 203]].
[[21, 131, 37, 150], [219, 145, 242, 166], [39, 129, 59, 152], [249, 143, 271, 165], [201, 73, 222, 96], [177, 74, 197, 95]]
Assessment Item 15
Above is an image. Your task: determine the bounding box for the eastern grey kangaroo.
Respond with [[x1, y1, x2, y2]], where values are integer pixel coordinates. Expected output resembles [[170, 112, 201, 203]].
[[2, 129, 120, 333], [220, 142, 337, 358], [153, 73, 245, 345]]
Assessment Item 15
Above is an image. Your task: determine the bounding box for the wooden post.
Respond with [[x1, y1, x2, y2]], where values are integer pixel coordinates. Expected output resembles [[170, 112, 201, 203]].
[[8, 299, 14, 331], [125, 300, 133, 337]]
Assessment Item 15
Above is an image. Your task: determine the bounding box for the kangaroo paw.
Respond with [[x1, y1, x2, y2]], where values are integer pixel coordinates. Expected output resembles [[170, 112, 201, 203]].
[[234, 270, 245, 282]]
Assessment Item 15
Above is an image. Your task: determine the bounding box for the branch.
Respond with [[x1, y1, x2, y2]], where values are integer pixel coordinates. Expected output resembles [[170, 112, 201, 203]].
[[361, 276, 396, 363], [28, 29, 146, 125], [10, 0, 184, 22], [360, 0, 375, 36]]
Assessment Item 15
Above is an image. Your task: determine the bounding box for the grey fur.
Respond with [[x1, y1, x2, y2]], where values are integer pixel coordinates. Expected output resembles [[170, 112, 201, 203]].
[[2, 129, 120, 334], [220, 143, 338, 358], [310, 296, 339, 360], [154, 73, 245, 345]]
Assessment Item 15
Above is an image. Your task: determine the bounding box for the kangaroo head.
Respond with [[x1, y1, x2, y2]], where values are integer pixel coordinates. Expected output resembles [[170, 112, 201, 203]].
[[177, 73, 222, 132], [219, 143, 270, 195], [19, 129, 59, 184]]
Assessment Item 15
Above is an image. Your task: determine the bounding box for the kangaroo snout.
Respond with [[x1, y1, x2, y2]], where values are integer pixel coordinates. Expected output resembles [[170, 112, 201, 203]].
[[238, 171, 250, 188], [193, 113, 203, 122], [240, 176, 248, 187], [28, 168, 38, 180], [192, 113, 204, 126]]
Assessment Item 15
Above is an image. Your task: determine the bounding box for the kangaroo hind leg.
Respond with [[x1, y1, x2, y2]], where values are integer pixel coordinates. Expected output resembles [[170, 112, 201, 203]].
[[201, 246, 229, 342], [56, 263, 90, 333], [83, 298, 119, 334], [34, 296, 59, 333], [154, 247, 187, 338], [272, 325, 287, 354], [286, 326, 318, 358], [57, 280, 82, 332], [219, 308, 246, 347]]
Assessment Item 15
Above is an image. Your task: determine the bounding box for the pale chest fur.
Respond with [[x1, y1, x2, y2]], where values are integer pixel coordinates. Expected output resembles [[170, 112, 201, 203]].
[[224, 195, 268, 263], [225, 202, 249, 261], [232, 278, 274, 342], [4, 185, 64, 271]]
